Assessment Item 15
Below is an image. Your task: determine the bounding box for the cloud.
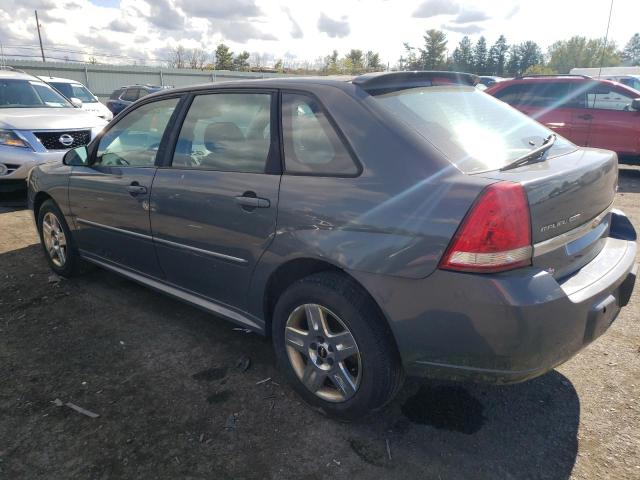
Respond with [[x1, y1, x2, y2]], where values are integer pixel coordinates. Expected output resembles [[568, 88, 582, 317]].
[[176, 0, 262, 19], [108, 18, 136, 33], [441, 23, 484, 34], [209, 20, 277, 43], [283, 7, 303, 39], [505, 5, 520, 19], [453, 9, 490, 23], [413, 0, 459, 18], [317, 13, 350, 38], [145, 0, 185, 30]]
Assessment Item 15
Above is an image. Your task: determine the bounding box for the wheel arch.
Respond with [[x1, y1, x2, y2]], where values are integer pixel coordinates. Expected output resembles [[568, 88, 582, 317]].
[[33, 191, 54, 221], [262, 257, 400, 357]]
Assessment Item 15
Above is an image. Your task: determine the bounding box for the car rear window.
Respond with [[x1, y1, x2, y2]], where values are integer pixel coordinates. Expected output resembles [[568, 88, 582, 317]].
[[110, 88, 124, 100], [372, 86, 576, 174]]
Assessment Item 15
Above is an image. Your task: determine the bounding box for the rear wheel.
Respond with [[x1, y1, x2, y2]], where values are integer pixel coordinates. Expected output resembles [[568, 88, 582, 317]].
[[272, 272, 404, 420], [37, 200, 82, 277]]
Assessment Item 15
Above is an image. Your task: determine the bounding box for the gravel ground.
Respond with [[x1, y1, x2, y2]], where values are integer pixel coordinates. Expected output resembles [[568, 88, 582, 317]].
[[1, 166, 639, 479]]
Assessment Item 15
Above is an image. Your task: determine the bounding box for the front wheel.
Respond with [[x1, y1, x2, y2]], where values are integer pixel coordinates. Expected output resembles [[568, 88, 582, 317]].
[[37, 200, 82, 277], [272, 272, 404, 420]]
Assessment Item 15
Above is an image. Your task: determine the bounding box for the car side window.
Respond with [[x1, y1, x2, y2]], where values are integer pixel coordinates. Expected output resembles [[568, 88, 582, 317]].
[[138, 89, 150, 100], [586, 86, 635, 111], [519, 83, 573, 108], [493, 84, 528, 105], [171, 93, 272, 173], [282, 93, 358, 176], [121, 88, 138, 102], [95, 97, 179, 167]]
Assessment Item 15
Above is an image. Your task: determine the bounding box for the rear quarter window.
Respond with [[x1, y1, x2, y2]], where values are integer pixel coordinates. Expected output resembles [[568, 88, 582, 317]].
[[281, 93, 358, 176]]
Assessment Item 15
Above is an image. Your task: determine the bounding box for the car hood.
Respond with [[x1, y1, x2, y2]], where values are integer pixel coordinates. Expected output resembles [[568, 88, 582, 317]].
[[0, 108, 107, 130]]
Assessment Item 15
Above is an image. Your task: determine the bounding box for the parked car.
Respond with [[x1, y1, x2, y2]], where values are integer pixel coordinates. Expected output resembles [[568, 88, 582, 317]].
[[28, 71, 637, 419], [485, 74, 640, 158], [477, 75, 505, 89], [0, 68, 106, 194], [39, 76, 113, 121], [601, 75, 640, 91], [106, 85, 166, 116]]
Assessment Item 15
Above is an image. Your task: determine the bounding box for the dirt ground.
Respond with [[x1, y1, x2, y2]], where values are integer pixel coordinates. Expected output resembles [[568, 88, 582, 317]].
[[1, 167, 639, 480]]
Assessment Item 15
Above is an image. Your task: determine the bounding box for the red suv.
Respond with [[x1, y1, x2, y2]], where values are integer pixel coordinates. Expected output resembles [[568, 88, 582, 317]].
[[485, 75, 640, 158]]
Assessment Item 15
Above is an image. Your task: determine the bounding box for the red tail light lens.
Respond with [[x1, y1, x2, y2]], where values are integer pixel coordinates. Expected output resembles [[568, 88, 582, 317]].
[[439, 181, 532, 273]]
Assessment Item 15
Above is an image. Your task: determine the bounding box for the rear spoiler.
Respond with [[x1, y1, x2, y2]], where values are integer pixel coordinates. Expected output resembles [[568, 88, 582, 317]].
[[352, 71, 480, 94]]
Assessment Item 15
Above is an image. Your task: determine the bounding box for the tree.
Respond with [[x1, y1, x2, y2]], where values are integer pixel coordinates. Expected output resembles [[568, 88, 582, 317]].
[[323, 50, 339, 74], [233, 51, 250, 71], [547, 36, 620, 73], [487, 35, 509, 76], [188, 48, 207, 69], [274, 59, 284, 71], [507, 41, 543, 76], [473, 36, 488, 74], [398, 42, 421, 70], [345, 49, 365, 73], [419, 29, 448, 70], [452, 36, 473, 72], [169, 45, 186, 69], [622, 33, 640, 66], [524, 64, 556, 75], [364, 50, 382, 71], [214, 43, 234, 70]]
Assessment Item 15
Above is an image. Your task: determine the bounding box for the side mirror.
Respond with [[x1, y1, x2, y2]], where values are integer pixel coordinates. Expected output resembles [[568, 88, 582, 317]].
[[70, 97, 83, 108], [63, 146, 89, 166], [632, 98, 640, 111]]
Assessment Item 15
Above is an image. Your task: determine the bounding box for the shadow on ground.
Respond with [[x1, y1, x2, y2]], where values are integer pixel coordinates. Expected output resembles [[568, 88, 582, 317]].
[[618, 166, 640, 194], [0, 243, 579, 479]]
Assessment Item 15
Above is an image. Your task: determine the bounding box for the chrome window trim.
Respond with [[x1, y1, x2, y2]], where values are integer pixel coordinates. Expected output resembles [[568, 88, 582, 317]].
[[533, 204, 613, 257]]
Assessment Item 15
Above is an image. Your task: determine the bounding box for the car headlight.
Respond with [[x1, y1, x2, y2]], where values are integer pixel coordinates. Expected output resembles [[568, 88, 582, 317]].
[[0, 130, 31, 148]]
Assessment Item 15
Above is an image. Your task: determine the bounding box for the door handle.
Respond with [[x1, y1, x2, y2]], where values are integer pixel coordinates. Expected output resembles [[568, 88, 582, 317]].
[[128, 182, 147, 196], [578, 113, 594, 120], [235, 193, 270, 210]]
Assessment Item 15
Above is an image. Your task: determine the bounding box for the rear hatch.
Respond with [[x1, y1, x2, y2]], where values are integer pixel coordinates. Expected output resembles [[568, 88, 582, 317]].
[[479, 147, 618, 279]]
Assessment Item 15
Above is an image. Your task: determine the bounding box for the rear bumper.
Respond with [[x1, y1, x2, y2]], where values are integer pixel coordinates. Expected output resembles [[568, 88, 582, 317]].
[[351, 211, 637, 384]]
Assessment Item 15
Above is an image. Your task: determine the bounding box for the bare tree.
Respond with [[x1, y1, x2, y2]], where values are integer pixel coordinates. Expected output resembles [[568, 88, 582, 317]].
[[188, 48, 207, 69], [168, 45, 186, 69]]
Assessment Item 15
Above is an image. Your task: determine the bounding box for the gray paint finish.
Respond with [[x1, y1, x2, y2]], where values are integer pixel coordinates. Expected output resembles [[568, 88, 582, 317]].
[[28, 75, 637, 383]]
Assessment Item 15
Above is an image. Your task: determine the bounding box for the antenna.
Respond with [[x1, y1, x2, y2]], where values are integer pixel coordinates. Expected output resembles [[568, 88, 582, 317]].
[[597, 0, 614, 79]]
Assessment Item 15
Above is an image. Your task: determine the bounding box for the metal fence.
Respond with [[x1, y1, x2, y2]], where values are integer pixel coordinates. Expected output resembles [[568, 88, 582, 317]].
[[3, 60, 289, 101]]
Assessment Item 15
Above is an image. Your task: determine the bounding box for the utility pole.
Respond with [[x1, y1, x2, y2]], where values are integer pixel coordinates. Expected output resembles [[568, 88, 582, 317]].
[[35, 10, 45, 62]]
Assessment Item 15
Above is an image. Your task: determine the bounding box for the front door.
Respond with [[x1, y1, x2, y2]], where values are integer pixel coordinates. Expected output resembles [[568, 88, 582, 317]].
[[68, 96, 181, 276], [150, 91, 280, 311]]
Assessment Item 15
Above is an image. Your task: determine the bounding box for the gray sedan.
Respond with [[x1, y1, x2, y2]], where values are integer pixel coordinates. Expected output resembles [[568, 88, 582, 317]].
[[28, 72, 637, 419]]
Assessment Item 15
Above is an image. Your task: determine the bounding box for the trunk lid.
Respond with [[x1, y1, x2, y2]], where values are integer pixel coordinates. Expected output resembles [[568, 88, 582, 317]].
[[478, 147, 617, 278]]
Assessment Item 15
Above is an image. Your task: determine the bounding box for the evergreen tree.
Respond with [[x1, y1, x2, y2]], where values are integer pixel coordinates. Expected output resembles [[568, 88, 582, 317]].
[[452, 36, 474, 72], [214, 44, 234, 70], [621, 33, 640, 66], [487, 35, 509, 76], [473, 36, 488, 74], [419, 29, 448, 70]]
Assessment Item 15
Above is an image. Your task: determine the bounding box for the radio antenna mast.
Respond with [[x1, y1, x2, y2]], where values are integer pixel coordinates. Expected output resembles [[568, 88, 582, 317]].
[[597, 0, 614, 79]]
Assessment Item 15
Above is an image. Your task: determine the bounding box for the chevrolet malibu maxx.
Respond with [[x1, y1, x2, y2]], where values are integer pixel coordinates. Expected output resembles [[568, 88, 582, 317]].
[[28, 72, 637, 419]]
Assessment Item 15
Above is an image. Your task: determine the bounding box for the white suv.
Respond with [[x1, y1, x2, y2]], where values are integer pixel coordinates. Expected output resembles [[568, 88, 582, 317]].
[[39, 75, 113, 121], [0, 69, 106, 193]]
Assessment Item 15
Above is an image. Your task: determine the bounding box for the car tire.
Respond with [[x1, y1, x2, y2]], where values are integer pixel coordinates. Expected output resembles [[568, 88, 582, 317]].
[[37, 200, 82, 278], [272, 271, 404, 420]]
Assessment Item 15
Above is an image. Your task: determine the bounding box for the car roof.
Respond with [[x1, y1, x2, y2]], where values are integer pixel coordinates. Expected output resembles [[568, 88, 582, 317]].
[[0, 69, 39, 81], [140, 71, 479, 100], [38, 76, 85, 84]]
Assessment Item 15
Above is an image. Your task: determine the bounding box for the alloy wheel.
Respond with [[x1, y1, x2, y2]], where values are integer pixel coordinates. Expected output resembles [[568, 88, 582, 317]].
[[42, 212, 67, 268], [284, 304, 362, 403]]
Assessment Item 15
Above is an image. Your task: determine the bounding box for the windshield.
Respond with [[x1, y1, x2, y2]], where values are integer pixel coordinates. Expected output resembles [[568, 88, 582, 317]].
[[372, 86, 575, 173], [0, 79, 72, 108], [50, 82, 98, 103]]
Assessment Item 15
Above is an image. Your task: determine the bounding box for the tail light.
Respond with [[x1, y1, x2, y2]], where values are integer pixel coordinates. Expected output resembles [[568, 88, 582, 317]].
[[439, 181, 532, 273]]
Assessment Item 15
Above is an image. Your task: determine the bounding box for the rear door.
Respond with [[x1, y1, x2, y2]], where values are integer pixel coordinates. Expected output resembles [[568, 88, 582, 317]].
[[574, 83, 640, 155], [68, 96, 181, 276], [149, 90, 280, 310]]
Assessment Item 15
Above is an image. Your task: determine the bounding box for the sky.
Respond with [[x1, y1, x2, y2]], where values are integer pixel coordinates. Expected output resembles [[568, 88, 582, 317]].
[[0, 0, 637, 67]]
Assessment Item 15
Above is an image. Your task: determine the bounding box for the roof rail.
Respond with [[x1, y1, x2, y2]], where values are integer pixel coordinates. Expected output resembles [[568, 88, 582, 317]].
[[352, 71, 480, 93], [514, 74, 592, 80]]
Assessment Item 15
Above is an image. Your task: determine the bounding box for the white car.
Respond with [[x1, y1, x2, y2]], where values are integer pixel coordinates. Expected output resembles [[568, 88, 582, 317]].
[[39, 76, 113, 121], [0, 69, 106, 193]]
